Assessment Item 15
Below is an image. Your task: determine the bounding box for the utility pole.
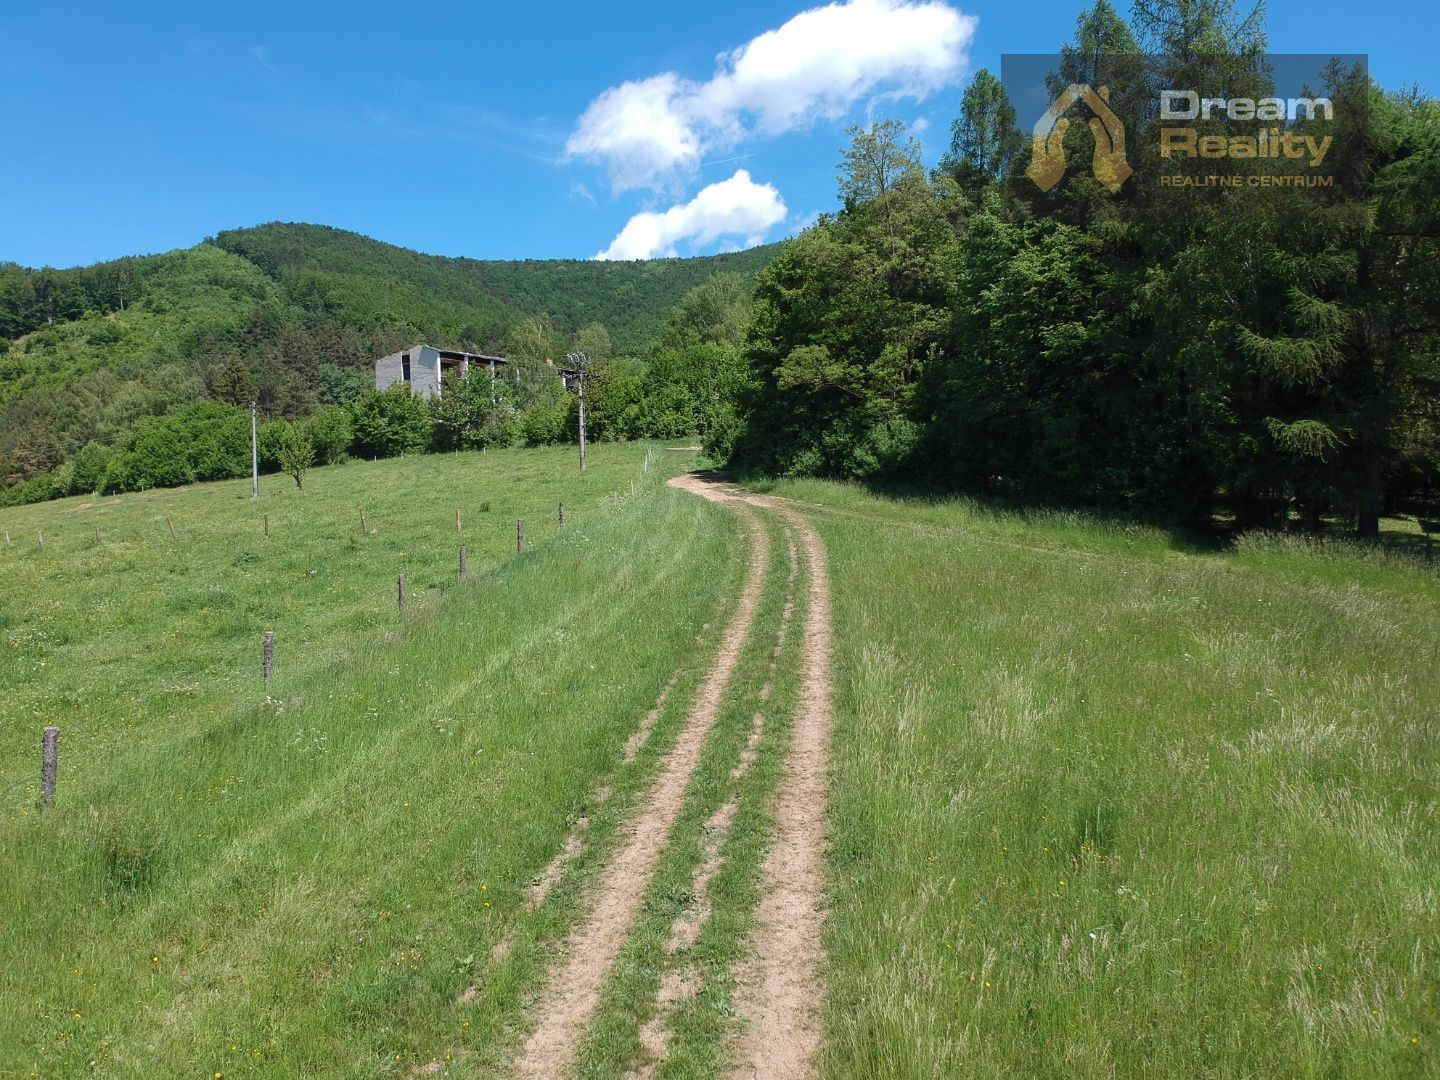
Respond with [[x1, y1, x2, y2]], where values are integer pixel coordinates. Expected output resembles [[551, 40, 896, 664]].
[[566, 351, 590, 473], [250, 401, 260, 499], [578, 369, 587, 474]]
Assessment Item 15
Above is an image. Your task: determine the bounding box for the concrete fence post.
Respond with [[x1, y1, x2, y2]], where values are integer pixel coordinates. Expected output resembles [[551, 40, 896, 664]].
[[41, 727, 58, 808]]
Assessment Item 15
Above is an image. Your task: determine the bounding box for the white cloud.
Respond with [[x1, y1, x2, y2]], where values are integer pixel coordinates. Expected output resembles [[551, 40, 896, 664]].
[[595, 170, 787, 260], [566, 73, 705, 193], [568, 0, 976, 193]]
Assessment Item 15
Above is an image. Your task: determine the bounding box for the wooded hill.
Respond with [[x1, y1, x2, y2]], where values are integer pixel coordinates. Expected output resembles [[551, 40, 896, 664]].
[[0, 223, 777, 489]]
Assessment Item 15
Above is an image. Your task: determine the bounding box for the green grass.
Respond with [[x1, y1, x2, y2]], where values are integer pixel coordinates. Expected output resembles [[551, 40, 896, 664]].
[[0, 442, 747, 1076], [744, 476, 1440, 1078], [6, 450, 1438, 1078]]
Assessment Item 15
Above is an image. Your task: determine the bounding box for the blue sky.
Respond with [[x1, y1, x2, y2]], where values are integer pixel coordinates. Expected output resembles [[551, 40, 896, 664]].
[[1, 0, 1435, 269]]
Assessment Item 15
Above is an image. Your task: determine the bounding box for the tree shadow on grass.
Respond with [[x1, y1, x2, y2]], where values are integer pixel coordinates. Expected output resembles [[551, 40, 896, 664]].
[[722, 467, 1440, 571]]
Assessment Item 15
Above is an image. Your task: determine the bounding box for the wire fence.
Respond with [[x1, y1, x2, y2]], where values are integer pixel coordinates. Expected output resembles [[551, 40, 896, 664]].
[[2, 490, 595, 811]]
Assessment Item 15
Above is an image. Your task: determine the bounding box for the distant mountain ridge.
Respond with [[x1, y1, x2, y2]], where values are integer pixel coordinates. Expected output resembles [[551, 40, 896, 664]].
[[208, 223, 779, 353]]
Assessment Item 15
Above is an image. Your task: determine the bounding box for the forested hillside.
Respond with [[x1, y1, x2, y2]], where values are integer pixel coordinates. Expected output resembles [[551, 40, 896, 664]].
[[207, 223, 777, 355], [0, 223, 775, 500]]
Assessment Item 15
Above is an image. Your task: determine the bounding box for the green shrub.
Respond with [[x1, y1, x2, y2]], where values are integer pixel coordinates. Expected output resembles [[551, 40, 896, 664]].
[[258, 420, 292, 472], [348, 386, 432, 458], [307, 405, 353, 465], [127, 416, 197, 488], [277, 427, 315, 490], [189, 408, 250, 481], [69, 442, 112, 494], [518, 398, 570, 446]]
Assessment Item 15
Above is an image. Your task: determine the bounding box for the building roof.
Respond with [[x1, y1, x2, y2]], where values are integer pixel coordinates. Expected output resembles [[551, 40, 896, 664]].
[[389, 344, 507, 364], [432, 347, 507, 364]]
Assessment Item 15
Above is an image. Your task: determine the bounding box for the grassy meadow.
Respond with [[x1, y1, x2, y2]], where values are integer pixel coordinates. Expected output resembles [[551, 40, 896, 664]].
[[0, 443, 747, 1076], [3, 442, 1438, 1078], [743, 477, 1440, 1078]]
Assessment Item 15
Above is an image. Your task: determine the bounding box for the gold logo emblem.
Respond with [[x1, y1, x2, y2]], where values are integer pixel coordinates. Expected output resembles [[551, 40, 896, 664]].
[[1025, 84, 1133, 193]]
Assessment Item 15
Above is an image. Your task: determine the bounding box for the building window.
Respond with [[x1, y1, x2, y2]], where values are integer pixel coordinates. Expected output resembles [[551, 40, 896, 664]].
[[401, 353, 411, 382]]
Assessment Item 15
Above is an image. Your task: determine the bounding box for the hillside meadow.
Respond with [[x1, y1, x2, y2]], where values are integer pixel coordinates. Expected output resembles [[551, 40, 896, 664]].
[[743, 477, 1440, 1077], [1, 445, 1437, 1076], [0, 442, 748, 1075]]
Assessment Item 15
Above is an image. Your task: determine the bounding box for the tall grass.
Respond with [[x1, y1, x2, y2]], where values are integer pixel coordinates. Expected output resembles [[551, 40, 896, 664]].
[[750, 477, 1440, 1078], [0, 444, 744, 1076]]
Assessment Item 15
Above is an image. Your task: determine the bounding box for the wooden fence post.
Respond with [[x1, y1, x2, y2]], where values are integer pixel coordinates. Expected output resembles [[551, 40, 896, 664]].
[[398, 574, 407, 613], [37, 531, 44, 549], [263, 513, 270, 539], [359, 507, 368, 532], [95, 528, 102, 544], [4, 529, 10, 546], [559, 501, 565, 527], [166, 517, 176, 541], [263, 630, 275, 685], [41, 726, 58, 808], [460, 545, 468, 579], [517, 519, 524, 552]]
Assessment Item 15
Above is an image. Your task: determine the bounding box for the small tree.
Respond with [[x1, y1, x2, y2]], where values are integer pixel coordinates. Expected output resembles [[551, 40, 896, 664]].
[[940, 69, 1023, 186], [277, 427, 315, 490], [213, 356, 257, 407], [837, 119, 924, 207]]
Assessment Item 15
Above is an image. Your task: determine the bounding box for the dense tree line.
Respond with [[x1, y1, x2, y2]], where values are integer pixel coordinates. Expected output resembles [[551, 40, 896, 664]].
[[731, 0, 1439, 535]]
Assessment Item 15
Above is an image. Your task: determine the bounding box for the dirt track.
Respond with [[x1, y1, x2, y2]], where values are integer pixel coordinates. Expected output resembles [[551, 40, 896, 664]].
[[512, 476, 771, 1078], [511, 474, 833, 1078], [727, 491, 832, 1079]]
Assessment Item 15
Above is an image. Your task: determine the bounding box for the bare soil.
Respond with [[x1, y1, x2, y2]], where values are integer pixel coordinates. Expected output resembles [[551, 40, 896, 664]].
[[728, 494, 834, 1080]]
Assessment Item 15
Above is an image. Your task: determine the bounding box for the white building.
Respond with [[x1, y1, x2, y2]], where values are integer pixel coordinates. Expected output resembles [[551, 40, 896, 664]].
[[374, 344, 507, 399]]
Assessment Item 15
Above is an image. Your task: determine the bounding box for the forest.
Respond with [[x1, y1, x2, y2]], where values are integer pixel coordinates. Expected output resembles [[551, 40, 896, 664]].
[[2, 0, 1437, 536], [733, 2, 1440, 535]]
